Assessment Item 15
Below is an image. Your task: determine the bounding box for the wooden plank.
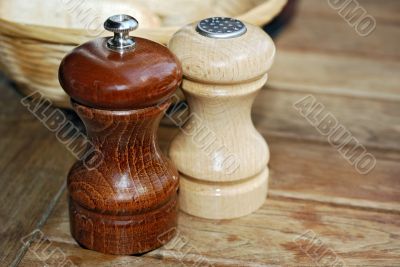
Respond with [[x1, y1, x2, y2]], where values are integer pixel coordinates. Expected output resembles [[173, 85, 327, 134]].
[[276, 5, 400, 60], [13, 89, 400, 264], [0, 76, 75, 266], [268, 136, 400, 212], [19, 241, 181, 267], [269, 50, 400, 100], [16, 77, 400, 265], [35, 192, 400, 266], [267, 1, 400, 100], [297, 0, 400, 24], [252, 89, 400, 152]]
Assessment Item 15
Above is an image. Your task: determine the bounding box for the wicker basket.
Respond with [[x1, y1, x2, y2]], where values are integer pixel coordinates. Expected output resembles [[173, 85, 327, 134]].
[[0, 0, 287, 108]]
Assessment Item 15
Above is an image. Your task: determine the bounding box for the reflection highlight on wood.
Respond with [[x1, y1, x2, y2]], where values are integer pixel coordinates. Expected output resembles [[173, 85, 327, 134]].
[[67, 102, 179, 255]]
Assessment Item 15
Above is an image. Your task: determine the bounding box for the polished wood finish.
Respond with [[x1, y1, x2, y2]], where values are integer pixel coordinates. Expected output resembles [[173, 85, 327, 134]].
[[58, 35, 181, 254], [68, 101, 179, 255], [3, 1, 400, 266], [168, 22, 275, 219], [59, 37, 182, 110]]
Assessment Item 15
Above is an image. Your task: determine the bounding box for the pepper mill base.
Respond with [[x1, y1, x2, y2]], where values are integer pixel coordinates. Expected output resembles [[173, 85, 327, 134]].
[[69, 196, 178, 255], [179, 168, 268, 219]]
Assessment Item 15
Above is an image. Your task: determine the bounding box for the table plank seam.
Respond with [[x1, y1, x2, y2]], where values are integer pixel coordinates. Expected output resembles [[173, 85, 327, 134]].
[[10, 182, 67, 267], [275, 46, 400, 63]]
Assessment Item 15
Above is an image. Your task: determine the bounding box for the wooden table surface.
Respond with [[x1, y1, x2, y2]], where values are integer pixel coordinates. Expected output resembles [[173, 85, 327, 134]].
[[1, 1, 399, 266]]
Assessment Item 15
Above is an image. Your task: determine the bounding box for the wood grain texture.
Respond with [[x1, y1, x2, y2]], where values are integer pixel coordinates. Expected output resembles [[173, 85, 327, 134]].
[[33, 192, 400, 266], [266, 0, 400, 101], [297, 0, 400, 23], [0, 75, 75, 266], [58, 31, 182, 254], [159, 126, 400, 213], [168, 21, 275, 219], [19, 241, 181, 267], [170, 78, 270, 182], [253, 89, 400, 152], [67, 101, 179, 255], [269, 50, 400, 100], [6, 0, 400, 265], [268, 136, 400, 212], [274, 7, 400, 60]]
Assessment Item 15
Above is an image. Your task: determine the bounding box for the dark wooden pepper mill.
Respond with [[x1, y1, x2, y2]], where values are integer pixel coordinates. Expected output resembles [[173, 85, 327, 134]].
[[58, 14, 182, 255]]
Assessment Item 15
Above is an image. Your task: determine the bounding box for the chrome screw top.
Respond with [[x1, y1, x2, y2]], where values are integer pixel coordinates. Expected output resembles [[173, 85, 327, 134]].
[[196, 17, 247, 39], [104, 14, 139, 53]]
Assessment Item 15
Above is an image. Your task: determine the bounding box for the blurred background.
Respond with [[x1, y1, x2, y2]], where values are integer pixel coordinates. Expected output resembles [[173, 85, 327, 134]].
[[0, 0, 295, 108]]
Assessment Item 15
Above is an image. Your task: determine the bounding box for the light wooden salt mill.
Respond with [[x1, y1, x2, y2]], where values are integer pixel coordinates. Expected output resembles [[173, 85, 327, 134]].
[[168, 17, 275, 219]]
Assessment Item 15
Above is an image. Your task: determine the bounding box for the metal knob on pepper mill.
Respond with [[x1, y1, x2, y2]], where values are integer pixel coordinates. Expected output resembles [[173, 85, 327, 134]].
[[58, 14, 182, 255], [168, 17, 276, 219]]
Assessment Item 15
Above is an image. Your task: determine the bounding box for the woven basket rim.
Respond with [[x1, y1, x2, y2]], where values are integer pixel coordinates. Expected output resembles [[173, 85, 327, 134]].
[[0, 0, 288, 109], [1, 18, 181, 43], [0, 0, 287, 45]]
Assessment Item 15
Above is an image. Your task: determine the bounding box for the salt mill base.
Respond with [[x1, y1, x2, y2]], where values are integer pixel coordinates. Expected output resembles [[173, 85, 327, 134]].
[[179, 168, 268, 219]]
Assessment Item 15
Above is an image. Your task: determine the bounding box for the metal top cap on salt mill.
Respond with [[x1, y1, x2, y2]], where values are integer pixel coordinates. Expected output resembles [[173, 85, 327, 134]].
[[195, 17, 247, 39]]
